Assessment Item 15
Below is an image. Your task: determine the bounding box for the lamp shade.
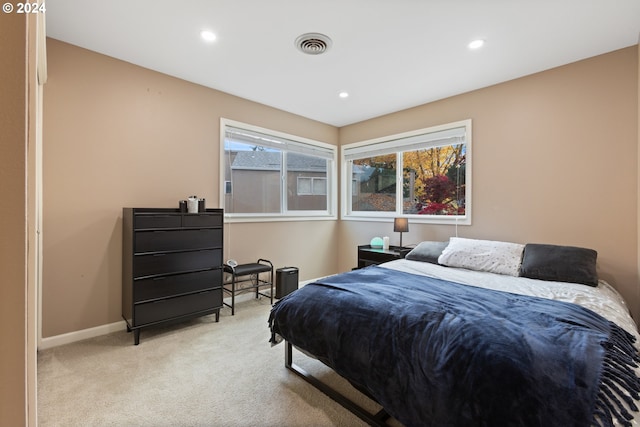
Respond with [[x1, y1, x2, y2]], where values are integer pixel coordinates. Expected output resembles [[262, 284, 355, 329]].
[[394, 217, 409, 233]]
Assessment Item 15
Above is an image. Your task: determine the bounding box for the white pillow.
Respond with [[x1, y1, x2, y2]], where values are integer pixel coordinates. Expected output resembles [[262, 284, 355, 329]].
[[437, 237, 525, 276]]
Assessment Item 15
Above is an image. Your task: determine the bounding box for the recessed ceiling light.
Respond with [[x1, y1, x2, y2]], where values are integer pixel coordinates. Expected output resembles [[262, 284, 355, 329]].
[[338, 91, 349, 99], [201, 30, 217, 42], [468, 39, 485, 50]]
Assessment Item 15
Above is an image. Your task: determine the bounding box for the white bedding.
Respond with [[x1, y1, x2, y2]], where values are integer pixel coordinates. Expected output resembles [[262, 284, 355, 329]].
[[382, 258, 638, 338], [381, 258, 640, 426]]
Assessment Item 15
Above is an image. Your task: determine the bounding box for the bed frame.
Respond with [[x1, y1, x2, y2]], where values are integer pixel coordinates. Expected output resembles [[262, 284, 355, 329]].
[[284, 341, 391, 426]]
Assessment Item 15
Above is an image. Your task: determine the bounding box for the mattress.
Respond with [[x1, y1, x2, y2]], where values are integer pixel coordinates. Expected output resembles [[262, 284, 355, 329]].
[[381, 258, 638, 341]]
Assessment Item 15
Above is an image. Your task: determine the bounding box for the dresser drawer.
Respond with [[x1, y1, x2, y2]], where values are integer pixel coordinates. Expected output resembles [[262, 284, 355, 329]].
[[183, 213, 222, 228], [135, 214, 181, 230], [134, 269, 222, 302], [133, 249, 222, 278], [135, 229, 222, 253], [134, 289, 222, 326]]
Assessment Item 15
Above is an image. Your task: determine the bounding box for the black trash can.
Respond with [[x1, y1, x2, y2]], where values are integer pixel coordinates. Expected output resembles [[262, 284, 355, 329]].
[[276, 267, 298, 299]]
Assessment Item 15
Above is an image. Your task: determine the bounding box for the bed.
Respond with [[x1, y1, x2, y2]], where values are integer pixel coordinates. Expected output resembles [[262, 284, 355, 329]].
[[268, 238, 640, 427]]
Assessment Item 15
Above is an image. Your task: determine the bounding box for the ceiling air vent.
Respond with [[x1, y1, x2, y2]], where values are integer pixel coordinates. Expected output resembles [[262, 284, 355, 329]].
[[295, 33, 332, 55]]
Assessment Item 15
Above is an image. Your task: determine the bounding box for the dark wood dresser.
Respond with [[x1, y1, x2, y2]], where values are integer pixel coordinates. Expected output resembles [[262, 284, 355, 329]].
[[122, 208, 224, 344]]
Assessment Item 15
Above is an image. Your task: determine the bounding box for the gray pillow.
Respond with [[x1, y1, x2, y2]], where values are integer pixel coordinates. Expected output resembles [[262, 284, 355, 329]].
[[519, 243, 598, 286], [405, 241, 449, 264]]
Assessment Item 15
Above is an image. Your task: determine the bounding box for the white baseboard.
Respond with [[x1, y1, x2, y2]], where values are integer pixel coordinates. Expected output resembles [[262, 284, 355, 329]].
[[39, 320, 126, 350], [38, 277, 317, 350]]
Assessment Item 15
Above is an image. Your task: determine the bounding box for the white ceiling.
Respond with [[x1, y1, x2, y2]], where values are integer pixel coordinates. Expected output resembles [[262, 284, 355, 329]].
[[46, 0, 640, 127]]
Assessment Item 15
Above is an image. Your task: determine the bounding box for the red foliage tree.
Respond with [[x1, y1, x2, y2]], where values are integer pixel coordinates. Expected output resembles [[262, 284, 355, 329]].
[[417, 175, 457, 215], [424, 175, 454, 203]]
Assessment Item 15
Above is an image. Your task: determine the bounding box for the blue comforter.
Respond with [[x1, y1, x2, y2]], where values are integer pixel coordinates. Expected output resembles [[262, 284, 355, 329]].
[[268, 266, 640, 427]]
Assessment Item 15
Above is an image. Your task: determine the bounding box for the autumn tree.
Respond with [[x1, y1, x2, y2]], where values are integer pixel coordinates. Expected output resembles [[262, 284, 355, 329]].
[[403, 144, 465, 215]]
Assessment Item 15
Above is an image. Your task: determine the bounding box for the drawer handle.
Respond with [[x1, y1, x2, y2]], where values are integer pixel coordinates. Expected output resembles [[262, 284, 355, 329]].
[[152, 277, 166, 281]]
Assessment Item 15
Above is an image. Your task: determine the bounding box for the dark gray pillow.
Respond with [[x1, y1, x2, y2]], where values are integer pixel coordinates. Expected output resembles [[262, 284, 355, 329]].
[[519, 243, 598, 286], [405, 241, 449, 264]]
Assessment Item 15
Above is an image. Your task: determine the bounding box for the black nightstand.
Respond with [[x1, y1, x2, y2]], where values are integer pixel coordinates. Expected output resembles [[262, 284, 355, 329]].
[[357, 245, 410, 269]]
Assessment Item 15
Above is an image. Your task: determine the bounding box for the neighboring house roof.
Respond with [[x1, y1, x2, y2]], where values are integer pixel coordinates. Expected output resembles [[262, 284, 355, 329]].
[[230, 151, 326, 173]]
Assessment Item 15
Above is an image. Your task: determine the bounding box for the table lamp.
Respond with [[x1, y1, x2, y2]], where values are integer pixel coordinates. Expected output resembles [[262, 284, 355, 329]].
[[394, 218, 409, 248]]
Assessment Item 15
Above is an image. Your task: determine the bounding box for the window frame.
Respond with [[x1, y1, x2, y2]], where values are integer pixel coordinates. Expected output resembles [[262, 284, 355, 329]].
[[220, 118, 338, 223], [341, 119, 472, 225]]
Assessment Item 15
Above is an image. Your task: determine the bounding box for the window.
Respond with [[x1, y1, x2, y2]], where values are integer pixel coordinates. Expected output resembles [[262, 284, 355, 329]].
[[342, 120, 471, 224], [297, 177, 327, 195], [221, 119, 337, 220]]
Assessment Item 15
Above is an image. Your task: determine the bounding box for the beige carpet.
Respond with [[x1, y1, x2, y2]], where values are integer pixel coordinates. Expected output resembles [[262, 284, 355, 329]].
[[38, 296, 400, 426]]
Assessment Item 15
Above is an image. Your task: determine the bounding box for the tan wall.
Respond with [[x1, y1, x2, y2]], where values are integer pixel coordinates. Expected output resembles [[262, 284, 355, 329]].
[[43, 39, 339, 337], [340, 46, 640, 320], [0, 12, 38, 427], [0, 15, 27, 427]]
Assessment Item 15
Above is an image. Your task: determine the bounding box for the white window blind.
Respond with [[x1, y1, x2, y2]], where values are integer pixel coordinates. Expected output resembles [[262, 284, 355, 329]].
[[344, 126, 466, 161], [225, 126, 334, 159]]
